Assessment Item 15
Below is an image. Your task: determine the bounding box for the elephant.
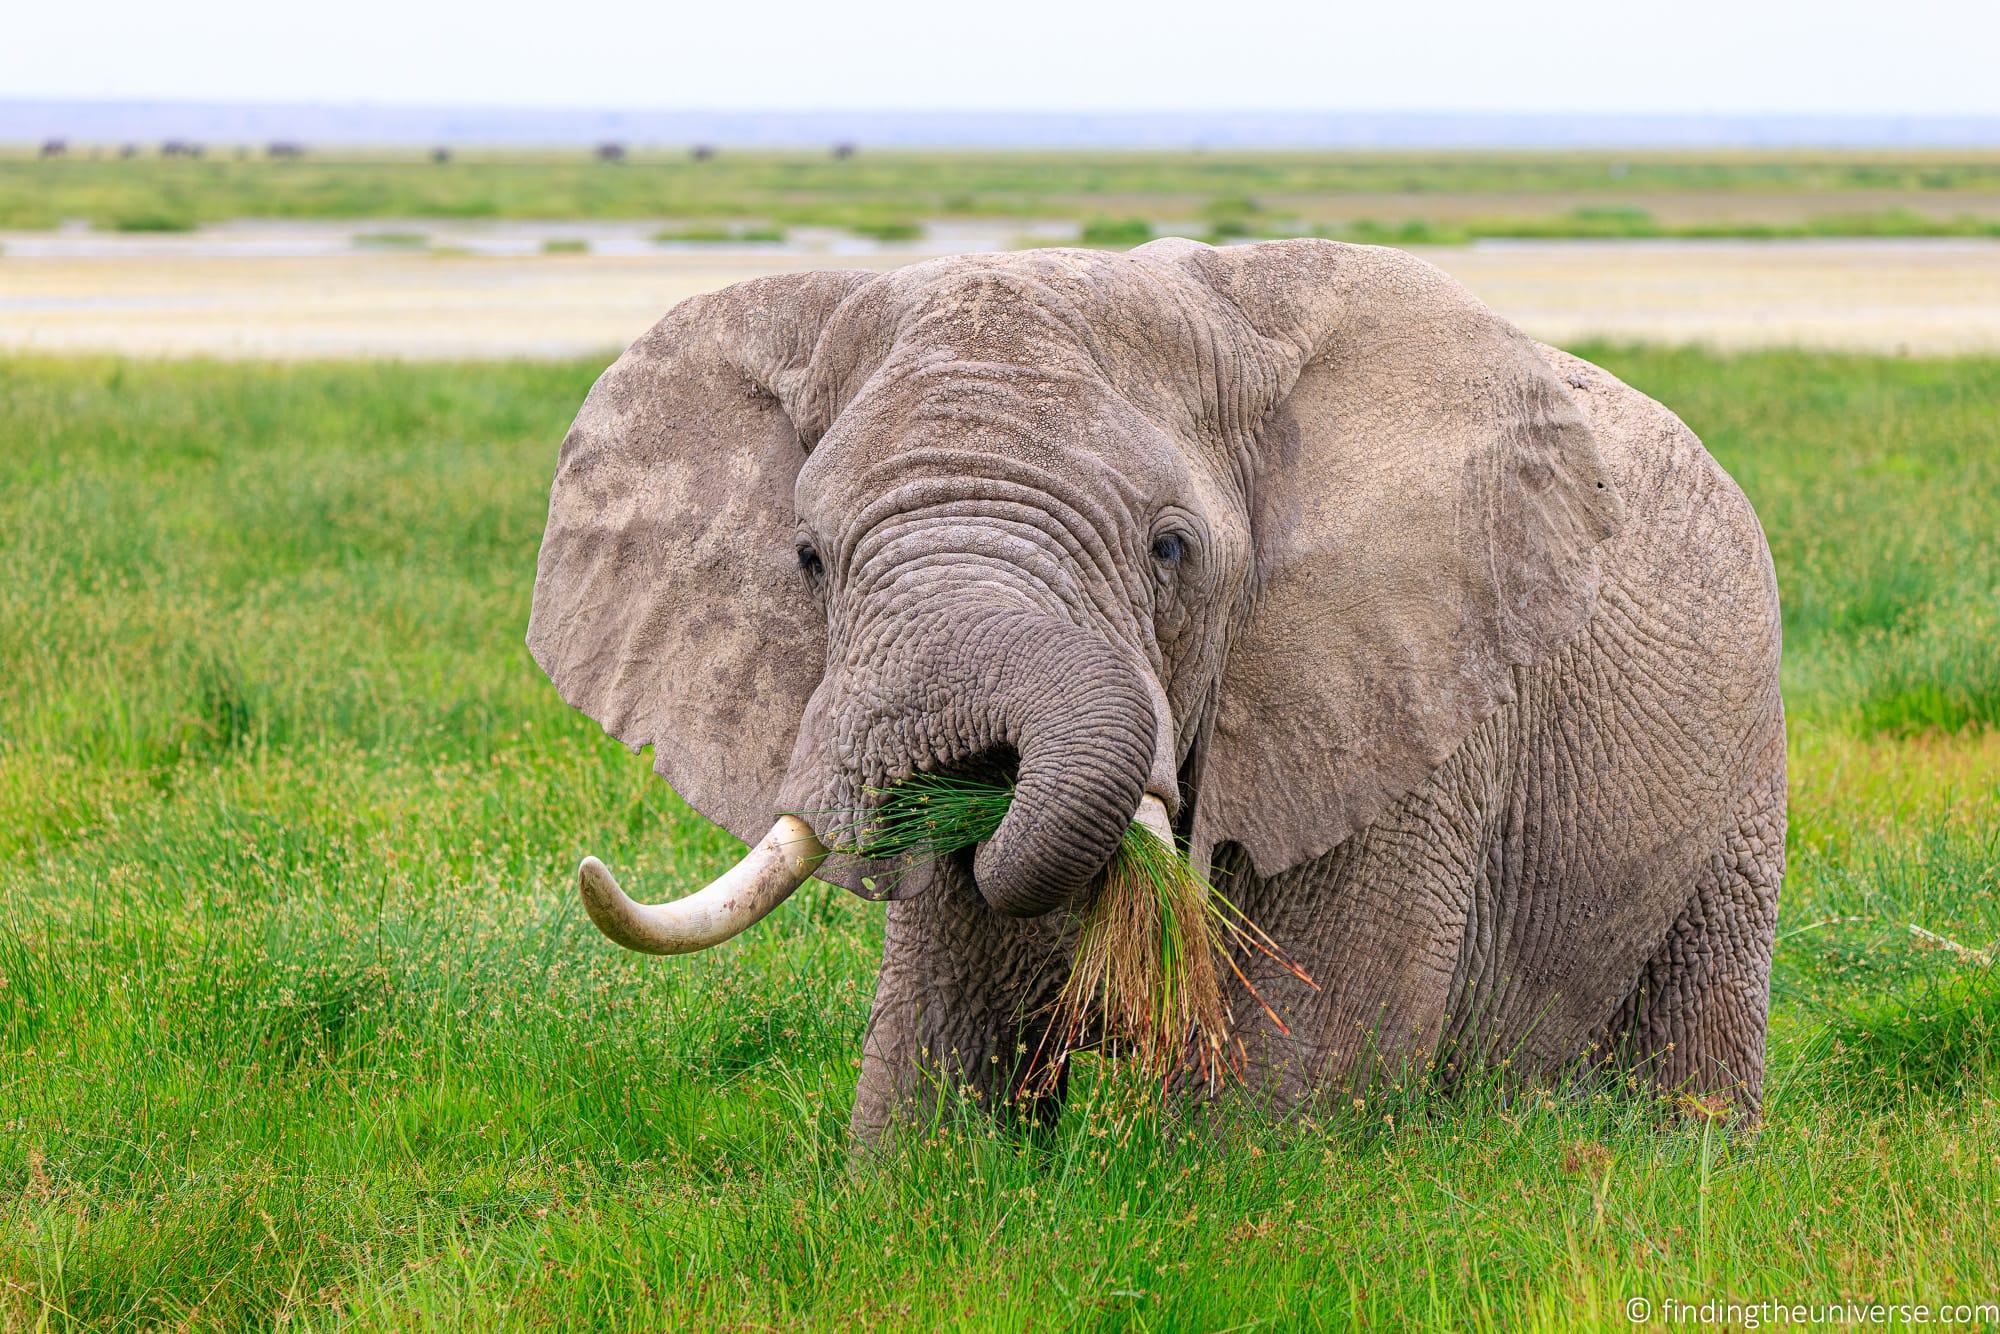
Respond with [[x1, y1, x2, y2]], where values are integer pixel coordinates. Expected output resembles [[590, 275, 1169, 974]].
[[526, 239, 1785, 1141]]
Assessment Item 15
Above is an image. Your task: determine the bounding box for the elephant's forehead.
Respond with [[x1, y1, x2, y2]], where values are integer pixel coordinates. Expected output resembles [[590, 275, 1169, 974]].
[[806, 251, 1260, 454], [880, 250, 1227, 364], [812, 355, 1185, 483]]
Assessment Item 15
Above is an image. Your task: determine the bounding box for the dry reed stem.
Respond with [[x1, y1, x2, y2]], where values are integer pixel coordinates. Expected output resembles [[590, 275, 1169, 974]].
[[827, 776, 1317, 1094]]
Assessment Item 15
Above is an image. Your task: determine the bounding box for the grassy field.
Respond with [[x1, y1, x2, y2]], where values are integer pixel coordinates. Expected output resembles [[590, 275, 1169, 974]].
[[2, 348, 1997, 1328], [8, 149, 2000, 240]]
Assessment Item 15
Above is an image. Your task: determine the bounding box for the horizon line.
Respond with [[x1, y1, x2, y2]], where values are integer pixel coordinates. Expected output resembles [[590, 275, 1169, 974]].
[[9, 98, 2000, 151]]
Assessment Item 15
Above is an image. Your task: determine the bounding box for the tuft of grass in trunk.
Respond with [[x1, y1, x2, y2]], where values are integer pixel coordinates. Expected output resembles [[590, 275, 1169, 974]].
[[835, 771, 1014, 862], [835, 774, 1313, 1090]]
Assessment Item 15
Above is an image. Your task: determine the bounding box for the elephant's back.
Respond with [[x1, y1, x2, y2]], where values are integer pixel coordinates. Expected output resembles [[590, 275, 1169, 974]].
[[1531, 343, 1783, 835], [1539, 345, 1782, 689]]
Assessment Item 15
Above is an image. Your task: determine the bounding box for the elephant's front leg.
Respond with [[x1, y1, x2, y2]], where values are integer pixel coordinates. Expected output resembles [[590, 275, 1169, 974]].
[[1212, 741, 1495, 1107], [849, 861, 1075, 1145]]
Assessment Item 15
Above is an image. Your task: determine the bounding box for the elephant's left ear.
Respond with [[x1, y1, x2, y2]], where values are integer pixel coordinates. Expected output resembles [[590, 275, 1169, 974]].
[[1167, 239, 1624, 877]]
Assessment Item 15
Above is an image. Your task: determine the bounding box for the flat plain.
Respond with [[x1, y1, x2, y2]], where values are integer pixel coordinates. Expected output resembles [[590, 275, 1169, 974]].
[[2, 346, 1996, 1328], [6, 240, 2000, 358], [10, 149, 2000, 359], [10, 148, 2000, 236]]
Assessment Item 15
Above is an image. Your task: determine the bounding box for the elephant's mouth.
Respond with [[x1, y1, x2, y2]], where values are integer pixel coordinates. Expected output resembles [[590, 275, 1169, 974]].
[[787, 746, 1021, 900], [576, 779, 1183, 960], [573, 608, 1164, 954]]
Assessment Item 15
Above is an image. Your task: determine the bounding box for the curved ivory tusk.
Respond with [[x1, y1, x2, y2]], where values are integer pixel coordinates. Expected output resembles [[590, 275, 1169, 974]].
[[1134, 793, 1176, 847], [577, 815, 828, 956]]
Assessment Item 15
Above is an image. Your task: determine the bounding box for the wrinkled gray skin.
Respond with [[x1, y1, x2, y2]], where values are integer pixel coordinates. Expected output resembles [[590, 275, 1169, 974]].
[[528, 239, 1784, 1140]]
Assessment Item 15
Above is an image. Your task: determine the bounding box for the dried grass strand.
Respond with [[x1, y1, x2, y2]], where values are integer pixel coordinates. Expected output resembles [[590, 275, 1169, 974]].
[[814, 775, 1317, 1093]]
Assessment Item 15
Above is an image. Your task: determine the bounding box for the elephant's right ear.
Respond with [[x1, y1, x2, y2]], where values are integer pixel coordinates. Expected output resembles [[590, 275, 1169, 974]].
[[526, 271, 875, 847]]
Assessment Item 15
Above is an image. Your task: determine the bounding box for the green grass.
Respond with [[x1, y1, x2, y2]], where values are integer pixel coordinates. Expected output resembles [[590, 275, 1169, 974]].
[[836, 772, 1017, 862], [1319, 208, 2000, 246], [9, 148, 2000, 238], [104, 211, 198, 234], [2, 350, 1997, 1328], [847, 220, 924, 243], [650, 224, 789, 244], [350, 230, 429, 251], [1079, 216, 1157, 247]]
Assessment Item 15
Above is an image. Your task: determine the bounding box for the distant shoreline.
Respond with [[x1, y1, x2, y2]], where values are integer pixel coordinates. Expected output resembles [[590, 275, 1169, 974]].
[[8, 99, 2000, 149], [6, 239, 1996, 358], [13, 149, 2000, 242]]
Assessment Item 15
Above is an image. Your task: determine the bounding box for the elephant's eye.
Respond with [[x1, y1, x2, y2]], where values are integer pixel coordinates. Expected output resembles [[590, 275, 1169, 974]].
[[1150, 533, 1186, 566], [796, 540, 825, 579]]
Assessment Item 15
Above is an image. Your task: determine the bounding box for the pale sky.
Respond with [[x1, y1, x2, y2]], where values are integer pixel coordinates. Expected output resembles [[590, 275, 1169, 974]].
[[5, 0, 1998, 115]]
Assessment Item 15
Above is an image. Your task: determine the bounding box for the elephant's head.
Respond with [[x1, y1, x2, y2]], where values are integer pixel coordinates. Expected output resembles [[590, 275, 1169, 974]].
[[527, 240, 1621, 950]]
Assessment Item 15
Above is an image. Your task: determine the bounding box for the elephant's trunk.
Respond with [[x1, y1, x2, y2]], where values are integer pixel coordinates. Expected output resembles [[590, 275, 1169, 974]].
[[965, 612, 1157, 917], [779, 602, 1159, 919]]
